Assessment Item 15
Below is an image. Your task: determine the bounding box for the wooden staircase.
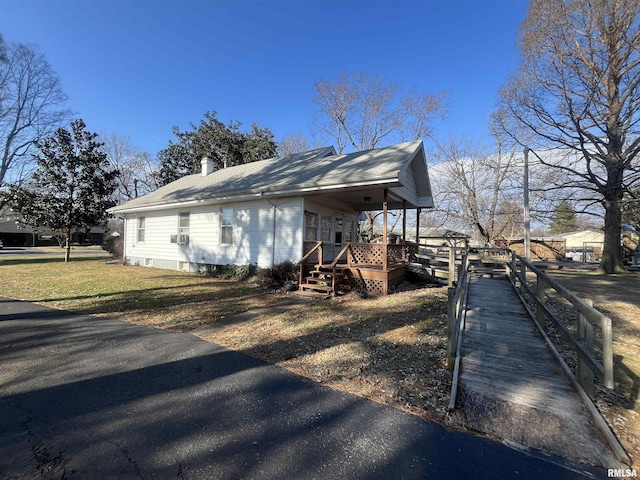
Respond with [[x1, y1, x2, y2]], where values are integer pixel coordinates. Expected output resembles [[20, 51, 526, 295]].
[[297, 265, 349, 297]]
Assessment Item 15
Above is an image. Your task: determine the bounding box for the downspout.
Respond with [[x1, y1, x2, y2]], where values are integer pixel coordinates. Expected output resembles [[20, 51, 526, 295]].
[[121, 214, 127, 265], [261, 193, 278, 267]]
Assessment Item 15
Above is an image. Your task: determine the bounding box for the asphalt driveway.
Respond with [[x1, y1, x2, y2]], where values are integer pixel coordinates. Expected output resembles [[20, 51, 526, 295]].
[[0, 297, 606, 479]]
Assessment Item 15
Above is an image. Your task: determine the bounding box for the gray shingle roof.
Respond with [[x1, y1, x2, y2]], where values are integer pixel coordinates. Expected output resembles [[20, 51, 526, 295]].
[[109, 141, 428, 213]]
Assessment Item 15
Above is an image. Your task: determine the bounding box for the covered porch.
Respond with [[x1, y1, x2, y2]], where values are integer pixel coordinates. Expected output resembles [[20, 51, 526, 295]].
[[299, 240, 419, 296], [298, 187, 427, 296], [293, 142, 434, 296]]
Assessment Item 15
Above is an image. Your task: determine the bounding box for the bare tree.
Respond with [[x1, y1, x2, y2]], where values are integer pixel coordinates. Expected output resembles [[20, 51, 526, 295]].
[[312, 71, 447, 153], [0, 40, 70, 191], [278, 132, 316, 156], [103, 133, 159, 204], [0, 34, 6, 63], [498, 0, 640, 273], [313, 71, 447, 239], [431, 135, 520, 245]]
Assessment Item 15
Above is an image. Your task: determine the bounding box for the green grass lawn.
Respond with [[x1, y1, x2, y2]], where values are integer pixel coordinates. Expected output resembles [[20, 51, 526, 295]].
[[0, 257, 281, 330]]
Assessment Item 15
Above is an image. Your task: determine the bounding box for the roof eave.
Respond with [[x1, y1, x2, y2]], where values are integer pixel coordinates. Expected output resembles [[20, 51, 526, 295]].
[[107, 177, 402, 215]]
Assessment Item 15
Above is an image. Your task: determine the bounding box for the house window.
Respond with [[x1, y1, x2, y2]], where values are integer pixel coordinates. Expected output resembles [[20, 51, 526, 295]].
[[179, 212, 190, 234], [221, 208, 233, 245], [334, 215, 343, 244], [177, 212, 190, 245], [305, 211, 319, 241], [137, 217, 145, 242], [321, 215, 332, 242], [345, 219, 355, 242]]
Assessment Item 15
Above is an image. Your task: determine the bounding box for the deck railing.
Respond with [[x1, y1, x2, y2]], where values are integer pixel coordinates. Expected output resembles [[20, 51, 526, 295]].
[[302, 241, 418, 270], [446, 252, 471, 410], [505, 251, 631, 465], [506, 252, 614, 394]]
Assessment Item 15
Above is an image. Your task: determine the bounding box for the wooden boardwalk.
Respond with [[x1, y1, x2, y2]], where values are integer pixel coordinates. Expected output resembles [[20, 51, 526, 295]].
[[458, 273, 616, 467]]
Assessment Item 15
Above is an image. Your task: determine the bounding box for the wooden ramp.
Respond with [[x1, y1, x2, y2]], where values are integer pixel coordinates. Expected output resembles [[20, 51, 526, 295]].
[[458, 273, 616, 467]]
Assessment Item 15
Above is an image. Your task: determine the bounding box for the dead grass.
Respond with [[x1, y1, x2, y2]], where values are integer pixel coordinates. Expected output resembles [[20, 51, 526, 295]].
[[0, 257, 453, 425], [202, 286, 452, 422], [543, 269, 640, 465]]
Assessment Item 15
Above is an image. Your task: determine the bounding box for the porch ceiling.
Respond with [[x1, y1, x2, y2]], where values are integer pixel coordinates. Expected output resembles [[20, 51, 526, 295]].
[[309, 186, 419, 211]]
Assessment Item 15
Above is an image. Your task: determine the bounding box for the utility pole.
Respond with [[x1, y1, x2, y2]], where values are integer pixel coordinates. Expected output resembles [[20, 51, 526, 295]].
[[523, 147, 531, 262]]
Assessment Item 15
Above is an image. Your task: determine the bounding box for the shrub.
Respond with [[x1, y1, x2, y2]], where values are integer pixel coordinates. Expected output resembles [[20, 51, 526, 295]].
[[102, 236, 123, 258], [199, 263, 258, 281], [270, 260, 297, 284]]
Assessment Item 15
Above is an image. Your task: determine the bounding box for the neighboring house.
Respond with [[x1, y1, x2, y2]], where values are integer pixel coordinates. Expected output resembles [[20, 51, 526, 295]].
[[0, 207, 106, 247], [559, 228, 639, 263], [560, 229, 604, 262], [108, 141, 435, 295]]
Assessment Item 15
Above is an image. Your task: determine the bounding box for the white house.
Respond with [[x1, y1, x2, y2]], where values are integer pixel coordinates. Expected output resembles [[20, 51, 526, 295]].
[[561, 229, 604, 262], [108, 141, 434, 294]]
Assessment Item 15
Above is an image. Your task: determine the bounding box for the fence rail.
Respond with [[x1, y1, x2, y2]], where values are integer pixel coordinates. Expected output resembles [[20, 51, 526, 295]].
[[506, 252, 614, 393], [446, 253, 470, 411]]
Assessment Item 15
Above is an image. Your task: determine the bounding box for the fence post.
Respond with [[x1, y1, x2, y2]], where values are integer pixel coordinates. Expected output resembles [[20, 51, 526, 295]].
[[509, 251, 516, 286], [602, 315, 614, 389], [577, 298, 595, 398], [448, 247, 456, 285], [519, 255, 527, 297], [535, 275, 546, 329], [447, 287, 455, 371]]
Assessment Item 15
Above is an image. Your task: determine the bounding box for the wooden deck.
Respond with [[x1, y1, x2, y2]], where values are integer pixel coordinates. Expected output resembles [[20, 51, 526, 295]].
[[458, 273, 617, 467]]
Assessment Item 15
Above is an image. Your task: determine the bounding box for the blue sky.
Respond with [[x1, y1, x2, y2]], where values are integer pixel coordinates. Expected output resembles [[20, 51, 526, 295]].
[[1, 0, 528, 157]]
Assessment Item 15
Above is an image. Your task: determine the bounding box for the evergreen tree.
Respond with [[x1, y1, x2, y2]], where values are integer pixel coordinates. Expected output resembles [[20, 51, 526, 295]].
[[549, 200, 579, 234], [8, 119, 117, 262], [157, 111, 277, 185]]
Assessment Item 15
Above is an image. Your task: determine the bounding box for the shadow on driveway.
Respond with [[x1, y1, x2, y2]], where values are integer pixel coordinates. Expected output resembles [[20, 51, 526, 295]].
[[0, 297, 606, 479]]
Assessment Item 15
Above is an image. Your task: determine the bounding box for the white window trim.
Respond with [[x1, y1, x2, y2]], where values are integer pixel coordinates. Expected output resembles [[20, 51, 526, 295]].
[[305, 211, 319, 241], [137, 216, 145, 243], [178, 212, 190, 235], [221, 207, 234, 245]]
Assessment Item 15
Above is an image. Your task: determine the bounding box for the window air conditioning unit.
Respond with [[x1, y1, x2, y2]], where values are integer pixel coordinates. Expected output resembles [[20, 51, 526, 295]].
[[177, 234, 189, 245]]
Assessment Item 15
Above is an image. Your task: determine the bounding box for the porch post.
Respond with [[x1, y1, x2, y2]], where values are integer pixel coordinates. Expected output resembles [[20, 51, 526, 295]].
[[383, 189, 388, 271], [416, 208, 421, 245], [402, 200, 407, 244]]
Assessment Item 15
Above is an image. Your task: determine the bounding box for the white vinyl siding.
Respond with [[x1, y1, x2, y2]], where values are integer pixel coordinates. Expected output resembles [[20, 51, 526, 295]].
[[124, 198, 304, 269]]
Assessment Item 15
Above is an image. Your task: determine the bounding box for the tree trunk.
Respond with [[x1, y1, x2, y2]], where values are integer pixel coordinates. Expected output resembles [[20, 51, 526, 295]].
[[599, 198, 625, 273], [64, 227, 71, 263]]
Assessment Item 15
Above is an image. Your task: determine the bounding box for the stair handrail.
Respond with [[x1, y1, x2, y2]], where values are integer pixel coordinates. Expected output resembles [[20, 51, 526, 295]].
[[298, 241, 323, 288], [329, 242, 353, 293], [329, 242, 352, 268]]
